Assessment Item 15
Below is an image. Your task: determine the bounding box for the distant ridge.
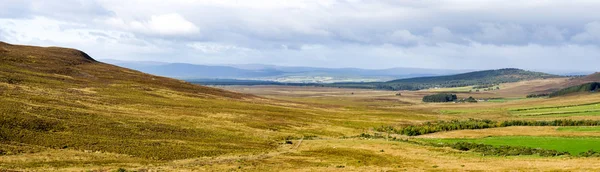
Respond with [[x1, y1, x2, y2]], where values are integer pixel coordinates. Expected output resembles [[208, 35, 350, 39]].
[[330, 68, 561, 90], [102, 59, 470, 83]]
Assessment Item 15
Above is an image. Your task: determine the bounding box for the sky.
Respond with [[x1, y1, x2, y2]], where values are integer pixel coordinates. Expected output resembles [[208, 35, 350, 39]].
[[1, 0, 600, 71]]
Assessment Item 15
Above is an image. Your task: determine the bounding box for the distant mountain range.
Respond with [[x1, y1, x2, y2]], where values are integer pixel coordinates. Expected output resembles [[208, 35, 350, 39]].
[[99, 59, 472, 83]]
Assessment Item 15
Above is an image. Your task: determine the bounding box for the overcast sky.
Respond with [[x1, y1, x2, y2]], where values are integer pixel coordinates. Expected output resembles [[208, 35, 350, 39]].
[[1, 0, 600, 71]]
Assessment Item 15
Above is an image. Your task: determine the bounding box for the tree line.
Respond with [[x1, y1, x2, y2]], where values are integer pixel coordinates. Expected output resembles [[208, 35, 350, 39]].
[[422, 93, 458, 102]]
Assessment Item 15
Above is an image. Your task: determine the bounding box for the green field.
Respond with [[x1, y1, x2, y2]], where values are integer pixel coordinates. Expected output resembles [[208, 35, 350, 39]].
[[421, 136, 600, 155], [557, 126, 600, 132], [510, 102, 600, 117]]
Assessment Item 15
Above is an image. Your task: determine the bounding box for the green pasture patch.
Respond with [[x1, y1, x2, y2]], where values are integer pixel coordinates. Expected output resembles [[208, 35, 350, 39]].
[[420, 136, 600, 155]]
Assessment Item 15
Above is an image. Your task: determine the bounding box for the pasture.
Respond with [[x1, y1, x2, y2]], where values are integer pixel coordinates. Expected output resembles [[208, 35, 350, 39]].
[[420, 136, 600, 155]]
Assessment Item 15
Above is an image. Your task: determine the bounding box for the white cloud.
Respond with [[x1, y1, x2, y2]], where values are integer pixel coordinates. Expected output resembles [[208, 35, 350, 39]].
[[0, 17, 171, 60], [106, 13, 199, 36], [2, 0, 600, 71]]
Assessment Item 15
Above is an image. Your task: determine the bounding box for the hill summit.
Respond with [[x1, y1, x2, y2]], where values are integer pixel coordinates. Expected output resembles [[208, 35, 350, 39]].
[[0, 41, 246, 98]]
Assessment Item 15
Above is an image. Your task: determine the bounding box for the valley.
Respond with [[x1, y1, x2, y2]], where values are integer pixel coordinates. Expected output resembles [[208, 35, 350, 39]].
[[1, 42, 600, 171]]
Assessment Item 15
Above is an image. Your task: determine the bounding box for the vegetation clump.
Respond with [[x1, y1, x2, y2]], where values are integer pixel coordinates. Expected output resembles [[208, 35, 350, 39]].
[[579, 150, 600, 157], [526, 93, 550, 98], [398, 119, 495, 136], [422, 93, 457, 102]]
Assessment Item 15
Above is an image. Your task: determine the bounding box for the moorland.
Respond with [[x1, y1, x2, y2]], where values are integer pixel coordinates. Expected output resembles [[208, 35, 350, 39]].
[[1, 42, 600, 171]]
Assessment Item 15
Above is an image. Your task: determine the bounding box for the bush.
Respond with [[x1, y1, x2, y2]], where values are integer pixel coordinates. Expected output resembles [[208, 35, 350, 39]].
[[579, 150, 600, 157]]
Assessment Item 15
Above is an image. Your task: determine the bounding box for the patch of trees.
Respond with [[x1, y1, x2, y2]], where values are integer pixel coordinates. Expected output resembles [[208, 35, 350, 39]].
[[549, 82, 600, 97], [397, 119, 495, 136], [526, 93, 549, 98], [422, 93, 457, 102], [395, 119, 600, 136]]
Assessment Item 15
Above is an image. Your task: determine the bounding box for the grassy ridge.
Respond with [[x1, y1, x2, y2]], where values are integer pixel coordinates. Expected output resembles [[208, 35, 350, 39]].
[[330, 68, 560, 91]]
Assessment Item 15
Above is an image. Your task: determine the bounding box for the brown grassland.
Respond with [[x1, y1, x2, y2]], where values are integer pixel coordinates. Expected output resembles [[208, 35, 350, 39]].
[[2, 42, 600, 171]]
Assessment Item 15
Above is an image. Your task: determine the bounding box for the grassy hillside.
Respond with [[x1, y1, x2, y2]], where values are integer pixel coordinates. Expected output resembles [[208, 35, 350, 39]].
[[0, 42, 283, 160], [331, 68, 560, 90], [0, 42, 439, 171], [1, 42, 383, 162]]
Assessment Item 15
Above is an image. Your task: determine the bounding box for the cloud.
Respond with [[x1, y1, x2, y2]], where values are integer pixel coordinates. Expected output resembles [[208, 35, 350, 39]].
[[472, 23, 527, 45], [387, 30, 424, 46], [0, 0, 31, 18], [571, 21, 600, 43], [106, 13, 199, 36], [1, 0, 600, 71], [532, 26, 566, 44]]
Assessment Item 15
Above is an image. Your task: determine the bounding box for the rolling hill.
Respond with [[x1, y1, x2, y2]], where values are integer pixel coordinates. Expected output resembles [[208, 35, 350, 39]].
[[0, 41, 439, 171], [1, 42, 355, 162], [563, 72, 600, 87], [0, 41, 283, 161], [331, 68, 562, 91]]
